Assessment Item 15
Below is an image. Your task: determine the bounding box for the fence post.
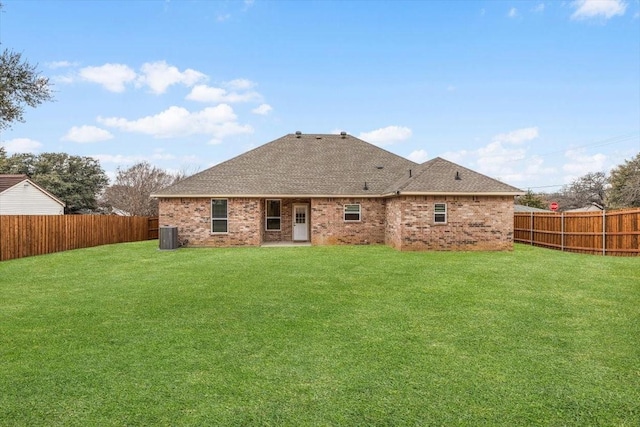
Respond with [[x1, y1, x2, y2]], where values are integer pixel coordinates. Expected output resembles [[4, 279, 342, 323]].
[[561, 212, 564, 252], [602, 209, 606, 256], [530, 212, 534, 245]]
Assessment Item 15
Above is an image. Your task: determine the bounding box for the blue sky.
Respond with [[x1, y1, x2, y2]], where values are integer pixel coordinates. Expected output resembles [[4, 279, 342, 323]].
[[1, 0, 639, 191]]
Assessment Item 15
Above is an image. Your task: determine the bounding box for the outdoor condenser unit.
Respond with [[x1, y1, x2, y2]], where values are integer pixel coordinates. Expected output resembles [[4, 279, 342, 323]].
[[159, 226, 179, 250]]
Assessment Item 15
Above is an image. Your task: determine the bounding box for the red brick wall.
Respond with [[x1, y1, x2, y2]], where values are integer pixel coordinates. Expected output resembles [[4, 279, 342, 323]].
[[311, 198, 386, 245], [384, 198, 402, 250], [385, 195, 514, 251], [158, 195, 514, 250], [158, 197, 261, 247]]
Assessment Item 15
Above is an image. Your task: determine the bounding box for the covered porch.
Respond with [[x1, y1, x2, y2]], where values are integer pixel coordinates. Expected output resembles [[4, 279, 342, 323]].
[[261, 198, 312, 244]]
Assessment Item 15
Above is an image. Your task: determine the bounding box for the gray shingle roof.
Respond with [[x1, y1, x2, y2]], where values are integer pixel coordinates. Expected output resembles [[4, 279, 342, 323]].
[[153, 134, 523, 197], [391, 157, 523, 194]]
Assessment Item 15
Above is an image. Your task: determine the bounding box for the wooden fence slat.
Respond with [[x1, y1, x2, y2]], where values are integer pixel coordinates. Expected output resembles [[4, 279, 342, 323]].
[[0, 215, 158, 262], [514, 209, 640, 256]]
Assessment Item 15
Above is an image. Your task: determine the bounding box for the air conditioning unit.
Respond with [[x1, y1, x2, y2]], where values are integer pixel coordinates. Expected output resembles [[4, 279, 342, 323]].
[[159, 226, 179, 250]]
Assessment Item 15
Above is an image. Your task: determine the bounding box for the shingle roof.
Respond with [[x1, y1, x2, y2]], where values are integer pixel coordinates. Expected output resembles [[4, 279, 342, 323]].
[[0, 174, 29, 193], [391, 157, 523, 195], [153, 133, 523, 197], [514, 204, 553, 213]]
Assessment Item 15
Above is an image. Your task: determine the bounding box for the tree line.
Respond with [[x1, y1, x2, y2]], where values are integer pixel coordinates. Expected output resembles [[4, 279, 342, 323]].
[[516, 153, 640, 211], [0, 148, 184, 216]]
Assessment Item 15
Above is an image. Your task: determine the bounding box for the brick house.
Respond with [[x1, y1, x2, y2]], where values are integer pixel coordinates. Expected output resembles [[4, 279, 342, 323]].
[[153, 132, 523, 250]]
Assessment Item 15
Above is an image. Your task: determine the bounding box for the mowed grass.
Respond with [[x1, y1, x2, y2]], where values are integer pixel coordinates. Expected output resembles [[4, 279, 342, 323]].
[[1, 242, 638, 426]]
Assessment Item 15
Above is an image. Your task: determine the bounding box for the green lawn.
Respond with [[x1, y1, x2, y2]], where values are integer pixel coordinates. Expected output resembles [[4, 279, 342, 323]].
[[1, 242, 638, 426]]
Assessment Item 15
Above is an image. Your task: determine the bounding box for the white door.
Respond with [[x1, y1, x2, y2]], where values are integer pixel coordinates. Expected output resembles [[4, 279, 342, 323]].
[[293, 204, 309, 241]]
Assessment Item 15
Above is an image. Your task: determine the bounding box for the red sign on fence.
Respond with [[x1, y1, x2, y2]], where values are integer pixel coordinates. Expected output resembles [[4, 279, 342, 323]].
[[550, 202, 559, 211]]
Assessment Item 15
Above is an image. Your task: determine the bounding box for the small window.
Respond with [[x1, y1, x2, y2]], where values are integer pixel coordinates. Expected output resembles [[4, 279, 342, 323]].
[[211, 199, 228, 233], [434, 203, 447, 224], [265, 199, 281, 231], [344, 204, 361, 222]]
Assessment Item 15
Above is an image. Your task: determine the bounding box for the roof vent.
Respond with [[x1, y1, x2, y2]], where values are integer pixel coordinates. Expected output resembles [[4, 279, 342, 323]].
[[376, 166, 384, 170], [316, 136, 322, 139], [409, 169, 412, 178], [295, 131, 302, 138], [363, 181, 369, 191], [340, 131, 347, 138], [455, 171, 461, 180]]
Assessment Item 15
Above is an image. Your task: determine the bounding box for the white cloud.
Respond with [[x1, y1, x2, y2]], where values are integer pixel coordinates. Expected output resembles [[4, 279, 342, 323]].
[[61, 125, 114, 143], [47, 60, 77, 69], [562, 149, 607, 181], [226, 78, 256, 90], [136, 61, 207, 94], [252, 104, 273, 115], [1, 138, 43, 154], [407, 149, 429, 163], [217, 13, 231, 22], [52, 74, 75, 84], [98, 105, 252, 140], [493, 127, 539, 144], [92, 154, 147, 164], [533, 3, 545, 13], [440, 127, 548, 184], [186, 84, 262, 103], [508, 7, 518, 18], [358, 126, 412, 146], [79, 63, 137, 93], [571, 0, 627, 20]]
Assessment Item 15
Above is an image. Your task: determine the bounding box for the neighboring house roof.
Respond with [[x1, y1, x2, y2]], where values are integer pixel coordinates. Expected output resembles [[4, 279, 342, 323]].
[[0, 174, 66, 207], [565, 202, 604, 212], [514, 204, 553, 213], [0, 174, 30, 193], [153, 133, 523, 198]]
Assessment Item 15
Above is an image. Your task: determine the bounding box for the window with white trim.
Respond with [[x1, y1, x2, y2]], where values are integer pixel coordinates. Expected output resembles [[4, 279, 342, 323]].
[[211, 199, 228, 233], [434, 203, 447, 224], [344, 204, 361, 222], [265, 199, 281, 231]]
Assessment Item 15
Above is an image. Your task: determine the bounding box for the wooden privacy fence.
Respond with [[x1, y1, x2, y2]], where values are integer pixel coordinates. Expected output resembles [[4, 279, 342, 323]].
[[0, 215, 159, 262], [514, 208, 640, 256]]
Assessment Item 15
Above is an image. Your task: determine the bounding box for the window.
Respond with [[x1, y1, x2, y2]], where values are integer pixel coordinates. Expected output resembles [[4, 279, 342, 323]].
[[211, 199, 228, 233], [344, 204, 361, 222], [434, 203, 447, 224], [265, 199, 281, 231]]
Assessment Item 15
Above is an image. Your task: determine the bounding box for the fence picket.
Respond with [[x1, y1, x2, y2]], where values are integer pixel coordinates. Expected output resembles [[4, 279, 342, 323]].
[[0, 215, 158, 262], [514, 208, 640, 256]]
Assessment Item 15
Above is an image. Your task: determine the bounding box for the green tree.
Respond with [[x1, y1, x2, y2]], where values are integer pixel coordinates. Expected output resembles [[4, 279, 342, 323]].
[[608, 153, 640, 208], [0, 152, 109, 213], [516, 189, 548, 210], [100, 162, 185, 216], [1, 2, 53, 129]]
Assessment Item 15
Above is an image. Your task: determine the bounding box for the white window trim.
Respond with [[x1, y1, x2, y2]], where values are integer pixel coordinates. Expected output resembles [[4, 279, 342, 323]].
[[434, 202, 447, 224], [265, 199, 282, 231], [211, 198, 229, 234], [344, 203, 362, 222]]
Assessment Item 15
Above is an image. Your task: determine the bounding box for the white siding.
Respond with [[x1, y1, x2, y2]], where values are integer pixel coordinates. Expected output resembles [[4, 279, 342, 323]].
[[0, 182, 64, 215]]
